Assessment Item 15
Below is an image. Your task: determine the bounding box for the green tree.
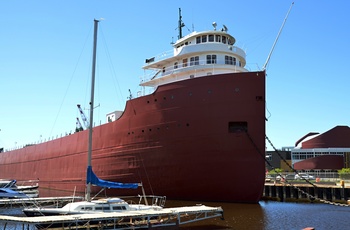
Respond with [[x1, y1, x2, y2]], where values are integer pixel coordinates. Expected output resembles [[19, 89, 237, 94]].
[[268, 168, 283, 175], [338, 168, 350, 179]]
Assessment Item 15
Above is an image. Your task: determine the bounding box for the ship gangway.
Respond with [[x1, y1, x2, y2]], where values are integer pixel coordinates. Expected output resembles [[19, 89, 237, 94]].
[[0, 205, 223, 229]]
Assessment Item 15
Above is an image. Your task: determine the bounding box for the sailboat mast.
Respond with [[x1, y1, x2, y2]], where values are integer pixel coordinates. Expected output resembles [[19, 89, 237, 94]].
[[87, 19, 99, 202]]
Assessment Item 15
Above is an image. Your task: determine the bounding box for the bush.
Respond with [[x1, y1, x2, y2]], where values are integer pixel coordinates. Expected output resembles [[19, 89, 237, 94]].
[[268, 168, 283, 175], [338, 168, 350, 179]]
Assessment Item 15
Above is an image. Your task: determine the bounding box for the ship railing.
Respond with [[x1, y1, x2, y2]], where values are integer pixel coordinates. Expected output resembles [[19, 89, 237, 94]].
[[2, 121, 107, 152], [144, 49, 173, 65], [141, 59, 245, 83], [121, 195, 167, 207]]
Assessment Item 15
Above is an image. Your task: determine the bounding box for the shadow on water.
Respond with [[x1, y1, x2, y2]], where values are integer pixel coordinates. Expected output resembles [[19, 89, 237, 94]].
[[167, 200, 264, 230]]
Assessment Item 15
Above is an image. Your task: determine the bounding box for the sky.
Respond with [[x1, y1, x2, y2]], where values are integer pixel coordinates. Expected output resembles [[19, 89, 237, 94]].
[[0, 0, 349, 151]]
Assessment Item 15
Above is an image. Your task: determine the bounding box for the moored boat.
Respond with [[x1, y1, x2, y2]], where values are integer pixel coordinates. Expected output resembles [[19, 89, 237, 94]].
[[0, 179, 39, 198], [0, 10, 266, 203]]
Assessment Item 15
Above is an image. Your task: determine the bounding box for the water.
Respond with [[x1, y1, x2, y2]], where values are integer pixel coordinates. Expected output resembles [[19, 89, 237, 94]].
[[1, 201, 349, 230]]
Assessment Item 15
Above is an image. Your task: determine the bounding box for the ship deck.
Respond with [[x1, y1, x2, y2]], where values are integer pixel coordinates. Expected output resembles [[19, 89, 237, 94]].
[[0, 205, 223, 229]]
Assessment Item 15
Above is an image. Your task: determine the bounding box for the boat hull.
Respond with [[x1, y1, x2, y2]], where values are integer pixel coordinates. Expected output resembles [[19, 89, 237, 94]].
[[0, 71, 266, 203]]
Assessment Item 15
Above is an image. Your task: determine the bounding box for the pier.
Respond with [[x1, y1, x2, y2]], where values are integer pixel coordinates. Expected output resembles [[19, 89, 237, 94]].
[[262, 182, 350, 204], [0, 205, 223, 229], [0, 196, 84, 208]]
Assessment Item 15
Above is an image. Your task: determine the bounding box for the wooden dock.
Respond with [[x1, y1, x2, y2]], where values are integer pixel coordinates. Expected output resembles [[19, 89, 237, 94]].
[[263, 183, 350, 204], [0, 205, 223, 229]]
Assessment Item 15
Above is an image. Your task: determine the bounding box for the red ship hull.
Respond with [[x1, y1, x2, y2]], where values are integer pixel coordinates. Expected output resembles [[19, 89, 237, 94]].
[[0, 71, 265, 203]]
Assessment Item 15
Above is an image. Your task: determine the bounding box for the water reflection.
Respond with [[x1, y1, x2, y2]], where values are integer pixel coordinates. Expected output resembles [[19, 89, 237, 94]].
[[170, 200, 350, 230]]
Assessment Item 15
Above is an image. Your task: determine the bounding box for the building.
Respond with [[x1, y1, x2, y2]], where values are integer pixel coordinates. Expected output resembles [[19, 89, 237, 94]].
[[291, 126, 350, 172], [266, 147, 292, 172], [266, 126, 350, 173]]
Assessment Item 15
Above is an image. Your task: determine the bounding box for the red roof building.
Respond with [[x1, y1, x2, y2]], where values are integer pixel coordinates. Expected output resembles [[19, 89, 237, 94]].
[[292, 126, 350, 171]]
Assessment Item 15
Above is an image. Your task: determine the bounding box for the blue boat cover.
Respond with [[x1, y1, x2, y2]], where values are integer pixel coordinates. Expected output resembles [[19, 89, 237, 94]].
[[86, 166, 139, 189]]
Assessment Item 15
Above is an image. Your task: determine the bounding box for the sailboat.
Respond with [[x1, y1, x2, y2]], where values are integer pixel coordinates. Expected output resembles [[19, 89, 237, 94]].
[[22, 19, 223, 229]]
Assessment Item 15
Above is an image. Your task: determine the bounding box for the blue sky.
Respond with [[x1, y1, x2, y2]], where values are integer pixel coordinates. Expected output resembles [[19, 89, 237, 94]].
[[0, 0, 349, 150]]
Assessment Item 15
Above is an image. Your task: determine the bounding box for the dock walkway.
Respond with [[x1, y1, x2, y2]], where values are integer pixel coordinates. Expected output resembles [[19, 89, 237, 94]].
[[0, 205, 223, 229], [0, 196, 84, 208]]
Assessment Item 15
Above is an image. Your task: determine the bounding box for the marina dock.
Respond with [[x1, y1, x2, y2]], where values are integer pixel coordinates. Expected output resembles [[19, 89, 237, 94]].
[[0, 196, 84, 208], [0, 205, 223, 229]]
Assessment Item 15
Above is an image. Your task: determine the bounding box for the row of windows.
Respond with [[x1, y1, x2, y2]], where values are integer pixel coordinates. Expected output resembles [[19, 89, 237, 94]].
[[82, 206, 127, 211], [292, 152, 345, 160], [196, 34, 233, 45], [169, 55, 240, 71]]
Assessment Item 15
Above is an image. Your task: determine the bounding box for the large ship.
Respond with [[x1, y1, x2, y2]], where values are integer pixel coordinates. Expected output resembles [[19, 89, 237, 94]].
[[0, 11, 266, 203]]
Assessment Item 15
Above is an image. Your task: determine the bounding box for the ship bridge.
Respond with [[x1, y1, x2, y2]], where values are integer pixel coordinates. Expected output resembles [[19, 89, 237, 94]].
[[140, 28, 248, 89]]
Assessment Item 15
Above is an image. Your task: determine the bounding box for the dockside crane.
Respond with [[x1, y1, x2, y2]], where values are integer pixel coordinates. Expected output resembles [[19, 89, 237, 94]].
[[77, 104, 90, 130], [75, 118, 84, 132]]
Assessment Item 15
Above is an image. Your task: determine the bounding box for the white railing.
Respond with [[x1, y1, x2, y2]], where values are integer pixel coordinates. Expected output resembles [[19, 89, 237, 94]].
[[144, 49, 173, 65], [140, 59, 245, 84]]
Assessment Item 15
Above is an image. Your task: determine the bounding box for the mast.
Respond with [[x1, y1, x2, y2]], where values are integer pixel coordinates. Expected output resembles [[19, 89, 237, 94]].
[[263, 2, 294, 70], [86, 19, 99, 202], [178, 8, 184, 39]]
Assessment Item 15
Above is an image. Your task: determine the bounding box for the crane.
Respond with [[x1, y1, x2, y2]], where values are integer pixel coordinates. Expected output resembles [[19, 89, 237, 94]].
[[77, 104, 90, 129], [75, 117, 84, 132]]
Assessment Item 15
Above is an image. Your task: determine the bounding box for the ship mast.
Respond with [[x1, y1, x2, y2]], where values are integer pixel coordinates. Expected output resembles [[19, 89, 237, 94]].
[[86, 19, 99, 202], [178, 8, 185, 39]]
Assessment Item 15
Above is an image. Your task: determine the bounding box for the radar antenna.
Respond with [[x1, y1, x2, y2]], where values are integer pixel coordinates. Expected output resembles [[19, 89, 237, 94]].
[[263, 2, 294, 70]]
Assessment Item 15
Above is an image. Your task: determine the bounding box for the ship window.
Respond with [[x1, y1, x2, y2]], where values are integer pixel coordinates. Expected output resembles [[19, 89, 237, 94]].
[[222, 36, 227, 44], [174, 62, 178, 69], [202, 35, 207, 43], [208, 34, 214, 42], [196, 36, 201, 44], [195, 56, 199, 65], [206, 55, 217, 64], [228, 122, 247, 133], [190, 56, 199, 66], [228, 38, 233, 45], [183, 58, 188, 67], [216, 35, 221, 42], [225, 56, 236, 65], [162, 67, 165, 73], [225, 56, 232, 65]]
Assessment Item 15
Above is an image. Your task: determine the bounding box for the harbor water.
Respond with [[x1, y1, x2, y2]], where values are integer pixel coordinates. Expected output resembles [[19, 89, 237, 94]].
[[1, 201, 349, 230]]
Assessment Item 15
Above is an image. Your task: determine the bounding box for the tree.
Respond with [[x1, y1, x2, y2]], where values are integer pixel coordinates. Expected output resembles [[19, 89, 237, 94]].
[[338, 168, 350, 179], [268, 168, 283, 175]]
